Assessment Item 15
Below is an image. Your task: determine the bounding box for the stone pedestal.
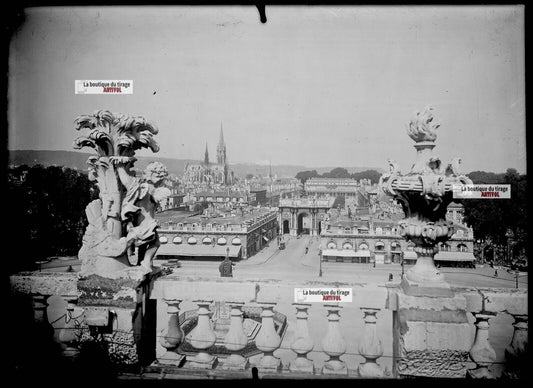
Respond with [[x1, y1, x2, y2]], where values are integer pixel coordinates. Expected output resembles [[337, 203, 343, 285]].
[[393, 290, 472, 378], [76, 269, 162, 368], [402, 248, 454, 298]]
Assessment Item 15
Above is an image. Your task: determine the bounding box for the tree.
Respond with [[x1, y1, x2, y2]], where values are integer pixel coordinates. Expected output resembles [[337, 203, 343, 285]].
[[352, 170, 382, 184], [323, 167, 350, 178], [295, 170, 319, 184], [463, 169, 527, 267], [7, 165, 99, 273]]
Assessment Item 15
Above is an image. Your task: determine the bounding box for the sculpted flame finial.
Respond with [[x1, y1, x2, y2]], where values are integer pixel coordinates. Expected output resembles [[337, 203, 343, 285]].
[[406, 106, 440, 142]]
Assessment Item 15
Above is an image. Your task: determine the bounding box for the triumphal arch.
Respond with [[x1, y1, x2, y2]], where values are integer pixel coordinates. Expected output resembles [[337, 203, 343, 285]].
[[278, 196, 335, 236]]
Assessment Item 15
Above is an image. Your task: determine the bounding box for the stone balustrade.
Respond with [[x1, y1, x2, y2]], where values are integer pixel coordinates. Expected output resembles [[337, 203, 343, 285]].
[[9, 271, 528, 380]]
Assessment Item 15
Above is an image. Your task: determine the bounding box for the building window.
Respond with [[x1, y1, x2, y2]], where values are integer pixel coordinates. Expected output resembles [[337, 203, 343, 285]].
[[359, 242, 369, 250], [159, 236, 168, 244], [457, 244, 468, 252], [391, 241, 401, 251], [375, 227, 383, 235], [344, 227, 351, 234], [342, 242, 353, 250], [232, 237, 242, 246], [375, 241, 385, 251], [327, 241, 337, 249], [202, 237, 212, 245], [172, 236, 182, 244], [440, 243, 451, 252], [217, 237, 227, 245], [188, 236, 197, 245]]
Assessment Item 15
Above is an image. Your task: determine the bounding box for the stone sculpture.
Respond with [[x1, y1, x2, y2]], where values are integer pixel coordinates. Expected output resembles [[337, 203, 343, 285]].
[[379, 106, 473, 294], [74, 110, 170, 280]]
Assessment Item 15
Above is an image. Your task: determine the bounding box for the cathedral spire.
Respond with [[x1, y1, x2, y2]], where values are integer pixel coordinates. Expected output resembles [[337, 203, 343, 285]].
[[217, 122, 227, 166], [204, 142, 209, 165], [219, 122, 225, 147]]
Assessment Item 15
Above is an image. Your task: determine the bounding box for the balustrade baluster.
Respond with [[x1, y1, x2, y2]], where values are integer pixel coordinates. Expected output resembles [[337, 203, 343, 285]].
[[321, 304, 347, 375], [32, 295, 49, 323], [186, 300, 217, 369], [467, 313, 496, 379], [289, 303, 314, 373], [503, 314, 528, 379], [158, 298, 185, 366], [358, 307, 384, 377], [221, 302, 249, 370], [255, 302, 282, 371]]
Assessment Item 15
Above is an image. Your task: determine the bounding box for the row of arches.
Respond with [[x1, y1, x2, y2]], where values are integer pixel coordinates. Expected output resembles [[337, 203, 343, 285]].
[[159, 235, 242, 246]]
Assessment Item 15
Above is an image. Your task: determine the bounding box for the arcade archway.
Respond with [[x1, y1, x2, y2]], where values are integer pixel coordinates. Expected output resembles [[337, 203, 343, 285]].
[[283, 220, 290, 234], [297, 213, 311, 235]]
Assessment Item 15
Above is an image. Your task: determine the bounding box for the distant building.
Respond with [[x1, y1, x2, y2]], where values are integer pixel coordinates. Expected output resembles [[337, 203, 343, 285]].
[[250, 188, 267, 205], [155, 206, 278, 260], [183, 124, 235, 186], [320, 212, 475, 266]]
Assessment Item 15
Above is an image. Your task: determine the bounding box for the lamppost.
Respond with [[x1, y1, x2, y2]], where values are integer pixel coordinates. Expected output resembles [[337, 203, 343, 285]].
[[505, 228, 514, 267], [319, 248, 323, 277]]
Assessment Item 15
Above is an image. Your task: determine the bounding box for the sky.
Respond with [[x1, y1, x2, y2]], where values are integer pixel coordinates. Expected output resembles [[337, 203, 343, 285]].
[[8, 5, 526, 173]]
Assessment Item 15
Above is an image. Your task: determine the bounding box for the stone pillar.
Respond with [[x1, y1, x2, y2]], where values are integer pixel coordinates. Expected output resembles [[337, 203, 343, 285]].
[[467, 313, 496, 379], [186, 300, 217, 369], [221, 302, 249, 370], [503, 314, 528, 379], [393, 291, 472, 378], [158, 299, 185, 366], [358, 308, 384, 377], [321, 304, 347, 375], [289, 303, 314, 373], [255, 302, 282, 372]]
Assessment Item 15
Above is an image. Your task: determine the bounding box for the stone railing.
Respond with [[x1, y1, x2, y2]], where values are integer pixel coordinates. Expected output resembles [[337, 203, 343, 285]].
[[8, 272, 528, 380], [146, 276, 528, 379]]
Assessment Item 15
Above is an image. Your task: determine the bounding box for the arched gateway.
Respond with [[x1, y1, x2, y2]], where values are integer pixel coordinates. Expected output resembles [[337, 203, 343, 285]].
[[278, 196, 335, 236]]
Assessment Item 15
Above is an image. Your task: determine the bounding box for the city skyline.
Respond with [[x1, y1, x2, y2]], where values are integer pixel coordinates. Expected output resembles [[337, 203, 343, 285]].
[[8, 6, 526, 173]]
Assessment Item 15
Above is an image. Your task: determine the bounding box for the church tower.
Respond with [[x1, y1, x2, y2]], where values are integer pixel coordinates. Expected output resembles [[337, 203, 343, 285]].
[[204, 142, 210, 165], [217, 123, 227, 166]]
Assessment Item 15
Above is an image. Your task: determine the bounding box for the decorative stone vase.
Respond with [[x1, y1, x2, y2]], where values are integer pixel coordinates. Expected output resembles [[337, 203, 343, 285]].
[[321, 304, 347, 375], [255, 302, 282, 371], [289, 303, 314, 373]]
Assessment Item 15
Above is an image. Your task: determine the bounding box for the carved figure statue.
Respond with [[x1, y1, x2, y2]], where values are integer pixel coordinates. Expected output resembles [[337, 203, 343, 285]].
[[73, 110, 168, 279], [445, 157, 462, 177], [117, 160, 171, 272]]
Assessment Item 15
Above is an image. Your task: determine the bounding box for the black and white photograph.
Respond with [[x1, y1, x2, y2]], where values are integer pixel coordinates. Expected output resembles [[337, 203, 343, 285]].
[[5, 5, 527, 382]]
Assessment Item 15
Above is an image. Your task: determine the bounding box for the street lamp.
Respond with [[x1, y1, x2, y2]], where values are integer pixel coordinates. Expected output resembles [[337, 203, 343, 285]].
[[319, 249, 323, 277], [505, 228, 515, 267]]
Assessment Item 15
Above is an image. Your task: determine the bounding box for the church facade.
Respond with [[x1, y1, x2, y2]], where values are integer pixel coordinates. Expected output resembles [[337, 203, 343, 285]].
[[183, 125, 234, 186]]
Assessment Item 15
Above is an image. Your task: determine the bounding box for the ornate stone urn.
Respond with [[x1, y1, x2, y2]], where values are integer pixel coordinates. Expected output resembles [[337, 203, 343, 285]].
[[379, 106, 472, 295]]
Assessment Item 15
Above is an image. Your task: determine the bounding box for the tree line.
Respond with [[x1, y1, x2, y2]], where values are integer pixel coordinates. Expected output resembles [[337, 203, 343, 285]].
[[7, 164, 99, 274], [295, 167, 382, 184]]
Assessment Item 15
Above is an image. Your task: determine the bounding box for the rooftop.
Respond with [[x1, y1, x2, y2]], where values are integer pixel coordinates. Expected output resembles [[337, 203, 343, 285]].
[[156, 206, 275, 225]]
